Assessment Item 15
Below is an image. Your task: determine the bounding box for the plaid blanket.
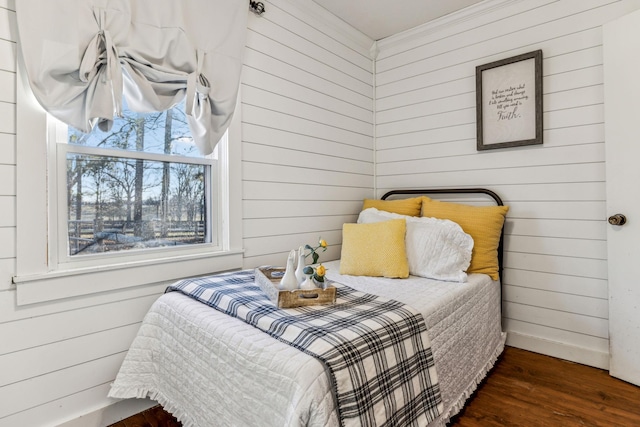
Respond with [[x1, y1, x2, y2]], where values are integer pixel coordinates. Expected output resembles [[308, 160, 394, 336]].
[[167, 270, 443, 427]]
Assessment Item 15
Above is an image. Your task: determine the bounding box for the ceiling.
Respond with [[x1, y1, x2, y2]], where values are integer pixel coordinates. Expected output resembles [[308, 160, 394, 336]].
[[311, 0, 485, 41]]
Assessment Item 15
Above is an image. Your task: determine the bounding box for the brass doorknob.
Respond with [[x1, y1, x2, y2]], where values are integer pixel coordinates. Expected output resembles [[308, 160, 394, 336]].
[[608, 214, 627, 226]]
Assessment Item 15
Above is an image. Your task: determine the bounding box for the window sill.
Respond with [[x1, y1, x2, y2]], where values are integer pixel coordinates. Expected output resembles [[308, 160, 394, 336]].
[[13, 249, 244, 306]]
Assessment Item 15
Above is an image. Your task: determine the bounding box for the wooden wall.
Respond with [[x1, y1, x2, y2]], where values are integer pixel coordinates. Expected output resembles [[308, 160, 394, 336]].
[[0, 0, 373, 426], [0, 1, 15, 293], [374, 0, 640, 369], [0, 4, 167, 425], [240, 0, 374, 268]]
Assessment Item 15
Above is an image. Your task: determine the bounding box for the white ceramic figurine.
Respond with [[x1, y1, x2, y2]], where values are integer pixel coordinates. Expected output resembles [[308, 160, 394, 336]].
[[279, 249, 299, 290], [295, 245, 306, 284]]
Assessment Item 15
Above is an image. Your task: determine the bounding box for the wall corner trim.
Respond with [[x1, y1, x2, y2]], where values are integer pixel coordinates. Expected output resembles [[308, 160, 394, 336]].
[[369, 41, 380, 60], [376, 0, 523, 52]]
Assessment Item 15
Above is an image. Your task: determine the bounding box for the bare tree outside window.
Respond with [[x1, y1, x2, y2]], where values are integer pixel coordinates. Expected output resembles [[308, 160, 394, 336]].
[[65, 101, 214, 256]]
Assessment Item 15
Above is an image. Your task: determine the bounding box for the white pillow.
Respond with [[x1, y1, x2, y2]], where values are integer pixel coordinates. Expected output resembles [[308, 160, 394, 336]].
[[357, 207, 473, 282]]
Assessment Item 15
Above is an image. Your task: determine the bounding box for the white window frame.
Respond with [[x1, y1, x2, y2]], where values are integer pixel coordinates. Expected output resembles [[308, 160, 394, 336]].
[[13, 56, 244, 305], [49, 114, 222, 269]]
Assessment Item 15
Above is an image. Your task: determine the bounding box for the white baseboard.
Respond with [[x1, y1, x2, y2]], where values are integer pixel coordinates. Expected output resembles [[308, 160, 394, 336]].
[[56, 398, 157, 427], [506, 331, 610, 370]]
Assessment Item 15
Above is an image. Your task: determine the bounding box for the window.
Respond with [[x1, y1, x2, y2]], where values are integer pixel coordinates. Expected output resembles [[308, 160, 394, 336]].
[[14, 71, 243, 305], [51, 100, 221, 266]]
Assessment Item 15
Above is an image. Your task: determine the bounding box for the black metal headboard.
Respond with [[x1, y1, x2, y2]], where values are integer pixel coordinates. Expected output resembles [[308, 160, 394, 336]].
[[381, 188, 505, 279]]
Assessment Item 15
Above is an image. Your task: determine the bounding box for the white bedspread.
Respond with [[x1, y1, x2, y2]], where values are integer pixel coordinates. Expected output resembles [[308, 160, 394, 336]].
[[109, 260, 505, 427]]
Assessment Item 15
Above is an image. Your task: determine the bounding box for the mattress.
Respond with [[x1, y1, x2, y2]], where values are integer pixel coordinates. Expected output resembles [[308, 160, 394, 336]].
[[109, 260, 505, 427]]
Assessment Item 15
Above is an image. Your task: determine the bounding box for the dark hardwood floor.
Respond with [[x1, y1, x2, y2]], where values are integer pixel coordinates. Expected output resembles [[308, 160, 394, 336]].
[[108, 405, 181, 427], [448, 347, 640, 426], [109, 346, 640, 426]]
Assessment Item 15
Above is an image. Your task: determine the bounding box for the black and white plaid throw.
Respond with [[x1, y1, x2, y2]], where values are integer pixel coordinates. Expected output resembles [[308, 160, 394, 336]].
[[167, 270, 443, 427]]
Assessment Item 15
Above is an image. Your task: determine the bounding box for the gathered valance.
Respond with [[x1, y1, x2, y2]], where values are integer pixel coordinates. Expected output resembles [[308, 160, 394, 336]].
[[15, 0, 248, 155]]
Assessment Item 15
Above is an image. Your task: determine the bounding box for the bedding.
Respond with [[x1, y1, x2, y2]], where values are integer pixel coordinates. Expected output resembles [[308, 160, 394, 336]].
[[108, 260, 505, 427], [357, 208, 473, 282], [166, 270, 443, 426], [361, 197, 422, 217], [420, 197, 509, 280], [339, 219, 409, 278]]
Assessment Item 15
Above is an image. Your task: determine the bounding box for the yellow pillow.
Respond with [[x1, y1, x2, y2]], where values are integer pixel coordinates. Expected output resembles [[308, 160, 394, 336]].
[[362, 197, 422, 217], [421, 197, 508, 280], [339, 219, 409, 278]]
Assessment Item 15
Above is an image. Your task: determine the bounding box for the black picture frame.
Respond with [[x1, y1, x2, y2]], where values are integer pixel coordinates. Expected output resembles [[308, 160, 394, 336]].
[[476, 50, 543, 151]]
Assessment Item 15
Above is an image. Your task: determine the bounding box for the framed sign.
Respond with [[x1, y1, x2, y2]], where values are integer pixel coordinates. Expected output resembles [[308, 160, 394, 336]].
[[476, 50, 543, 150]]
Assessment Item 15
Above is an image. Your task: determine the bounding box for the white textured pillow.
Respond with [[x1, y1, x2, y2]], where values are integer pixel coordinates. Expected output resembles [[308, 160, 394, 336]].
[[358, 207, 473, 282]]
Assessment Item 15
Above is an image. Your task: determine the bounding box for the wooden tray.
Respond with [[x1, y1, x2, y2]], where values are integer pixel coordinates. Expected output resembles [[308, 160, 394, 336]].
[[255, 267, 336, 308]]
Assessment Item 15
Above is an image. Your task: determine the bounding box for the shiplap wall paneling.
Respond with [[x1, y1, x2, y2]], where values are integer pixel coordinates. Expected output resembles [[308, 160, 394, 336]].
[[0, 280, 170, 427], [0, 1, 374, 425], [241, 1, 374, 268], [0, 3, 16, 288], [0, 133, 14, 167], [0, 4, 15, 294], [0, 283, 166, 426], [372, 0, 640, 368]]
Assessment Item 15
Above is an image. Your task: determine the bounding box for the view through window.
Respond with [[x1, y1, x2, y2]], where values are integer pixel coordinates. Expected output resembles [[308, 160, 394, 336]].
[[60, 100, 218, 256]]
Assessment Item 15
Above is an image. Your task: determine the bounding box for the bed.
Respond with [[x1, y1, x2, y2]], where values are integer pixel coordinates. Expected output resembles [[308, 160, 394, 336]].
[[109, 189, 508, 427]]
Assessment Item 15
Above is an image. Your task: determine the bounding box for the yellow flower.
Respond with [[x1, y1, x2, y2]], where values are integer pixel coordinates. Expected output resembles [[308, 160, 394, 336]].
[[305, 237, 328, 264], [316, 264, 326, 277]]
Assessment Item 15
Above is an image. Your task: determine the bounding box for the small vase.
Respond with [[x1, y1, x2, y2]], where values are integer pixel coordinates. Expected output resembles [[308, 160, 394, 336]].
[[279, 249, 299, 290], [313, 277, 325, 289], [295, 245, 306, 285], [300, 274, 317, 290]]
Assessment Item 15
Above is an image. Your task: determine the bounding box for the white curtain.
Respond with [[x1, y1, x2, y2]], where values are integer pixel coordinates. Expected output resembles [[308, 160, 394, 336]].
[[15, 0, 247, 155]]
